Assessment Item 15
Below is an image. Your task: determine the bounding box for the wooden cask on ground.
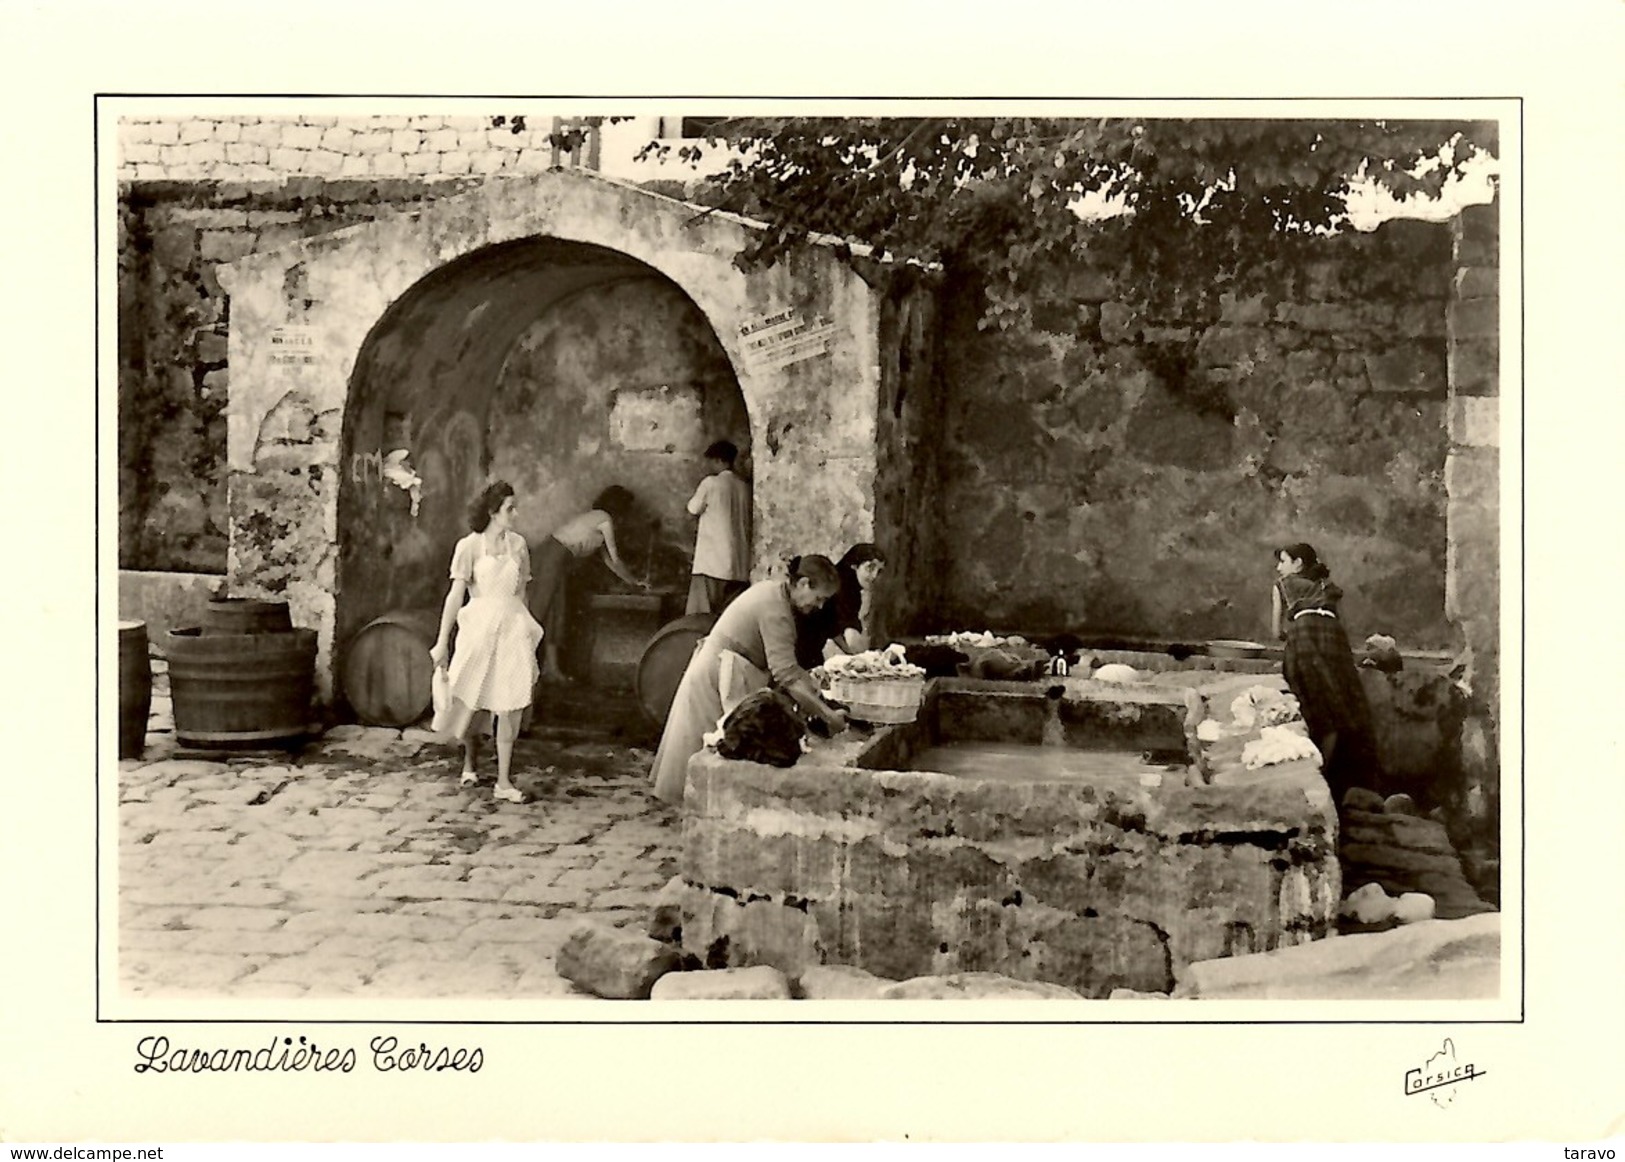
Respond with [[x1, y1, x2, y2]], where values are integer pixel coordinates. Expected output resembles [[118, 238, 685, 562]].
[[118, 620, 153, 759], [167, 627, 317, 747], [342, 609, 443, 727]]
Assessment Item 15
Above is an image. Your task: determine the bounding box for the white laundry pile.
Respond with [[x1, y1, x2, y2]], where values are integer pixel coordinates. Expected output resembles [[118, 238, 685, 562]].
[[1230, 685, 1302, 730], [1241, 725, 1321, 769], [923, 631, 1029, 650], [1090, 663, 1142, 685], [816, 644, 924, 680]]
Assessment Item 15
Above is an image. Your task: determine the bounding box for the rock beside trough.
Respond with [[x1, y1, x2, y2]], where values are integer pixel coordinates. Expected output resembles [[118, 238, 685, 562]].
[[1174, 913, 1500, 1000], [879, 972, 1085, 1000], [648, 875, 686, 944], [795, 965, 895, 1000], [556, 918, 681, 999], [650, 965, 792, 1000]]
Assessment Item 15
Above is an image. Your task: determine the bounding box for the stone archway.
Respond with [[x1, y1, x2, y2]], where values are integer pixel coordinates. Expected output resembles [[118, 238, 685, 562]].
[[218, 171, 888, 701], [334, 235, 753, 673]]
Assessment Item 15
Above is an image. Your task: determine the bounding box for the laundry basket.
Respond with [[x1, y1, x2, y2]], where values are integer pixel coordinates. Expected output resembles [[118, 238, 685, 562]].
[[823, 673, 926, 725]]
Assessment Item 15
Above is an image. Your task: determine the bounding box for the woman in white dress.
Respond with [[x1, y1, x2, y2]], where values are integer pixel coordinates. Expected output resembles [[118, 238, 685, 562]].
[[429, 481, 544, 803]]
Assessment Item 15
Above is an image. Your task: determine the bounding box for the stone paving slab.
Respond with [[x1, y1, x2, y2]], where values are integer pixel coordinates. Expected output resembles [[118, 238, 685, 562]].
[[117, 725, 679, 1001]]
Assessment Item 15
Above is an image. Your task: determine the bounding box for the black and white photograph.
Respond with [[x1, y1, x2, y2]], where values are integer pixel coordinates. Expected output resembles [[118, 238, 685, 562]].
[[3, 0, 1622, 1150], [104, 102, 1514, 1013]]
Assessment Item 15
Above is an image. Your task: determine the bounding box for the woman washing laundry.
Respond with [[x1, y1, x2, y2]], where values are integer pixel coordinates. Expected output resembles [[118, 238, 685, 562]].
[[1271, 542, 1382, 807], [651, 555, 850, 806], [429, 481, 544, 804], [794, 543, 886, 671]]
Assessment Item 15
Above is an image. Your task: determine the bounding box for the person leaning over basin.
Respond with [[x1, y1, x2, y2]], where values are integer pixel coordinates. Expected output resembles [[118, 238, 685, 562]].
[[1270, 540, 1383, 806], [650, 554, 849, 806], [684, 439, 752, 616], [530, 485, 651, 683]]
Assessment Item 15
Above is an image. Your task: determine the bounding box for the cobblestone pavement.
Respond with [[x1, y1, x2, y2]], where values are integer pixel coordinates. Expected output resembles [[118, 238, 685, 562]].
[[118, 671, 680, 1000]]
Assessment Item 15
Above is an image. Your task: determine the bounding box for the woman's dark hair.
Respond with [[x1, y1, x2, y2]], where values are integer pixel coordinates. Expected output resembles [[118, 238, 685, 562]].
[[1279, 542, 1330, 582], [787, 554, 840, 593], [592, 485, 635, 521], [468, 481, 515, 532], [704, 440, 738, 466], [836, 542, 886, 572]]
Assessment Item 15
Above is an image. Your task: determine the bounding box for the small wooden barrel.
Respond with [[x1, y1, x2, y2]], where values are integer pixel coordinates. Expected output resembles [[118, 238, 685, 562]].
[[167, 626, 317, 747], [204, 597, 293, 636], [341, 609, 444, 728], [634, 612, 718, 727], [118, 620, 152, 759]]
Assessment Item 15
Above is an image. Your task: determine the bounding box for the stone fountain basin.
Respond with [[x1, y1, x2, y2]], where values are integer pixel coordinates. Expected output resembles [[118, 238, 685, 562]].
[[679, 674, 1340, 998]]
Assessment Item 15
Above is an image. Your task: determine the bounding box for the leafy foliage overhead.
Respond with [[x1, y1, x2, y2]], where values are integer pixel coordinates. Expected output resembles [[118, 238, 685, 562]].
[[643, 117, 1498, 322]]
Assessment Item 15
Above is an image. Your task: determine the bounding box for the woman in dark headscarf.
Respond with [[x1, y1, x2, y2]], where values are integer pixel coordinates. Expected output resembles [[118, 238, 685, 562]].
[[794, 543, 886, 671], [1271, 542, 1382, 805]]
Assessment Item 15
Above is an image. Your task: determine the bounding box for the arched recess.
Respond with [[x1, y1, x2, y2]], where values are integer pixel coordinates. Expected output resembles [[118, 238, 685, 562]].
[[336, 236, 750, 671], [219, 171, 888, 704]]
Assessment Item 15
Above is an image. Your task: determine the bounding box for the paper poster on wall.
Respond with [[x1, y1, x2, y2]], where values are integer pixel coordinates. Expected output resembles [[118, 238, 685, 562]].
[[268, 324, 320, 368], [737, 309, 838, 370]]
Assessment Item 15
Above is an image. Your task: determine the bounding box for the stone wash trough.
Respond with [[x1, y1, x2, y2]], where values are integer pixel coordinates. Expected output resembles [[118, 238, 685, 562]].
[[679, 659, 1340, 998]]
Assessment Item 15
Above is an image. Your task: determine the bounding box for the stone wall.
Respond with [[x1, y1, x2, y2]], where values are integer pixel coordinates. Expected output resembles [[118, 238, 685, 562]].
[[680, 679, 1340, 996], [118, 178, 481, 570], [935, 222, 1457, 648], [118, 115, 579, 183], [1443, 202, 1500, 887], [117, 571, 224, 645], [871, 270, 946, 642], [1445, 204, 1499, 709]]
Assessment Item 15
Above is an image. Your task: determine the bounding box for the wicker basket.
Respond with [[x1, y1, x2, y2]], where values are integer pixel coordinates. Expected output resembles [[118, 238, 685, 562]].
[[823, 673, 926, 725]]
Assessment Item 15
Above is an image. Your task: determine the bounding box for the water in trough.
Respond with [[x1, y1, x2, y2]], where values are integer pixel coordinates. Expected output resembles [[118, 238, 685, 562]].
[[907, 740, 1185, 783]]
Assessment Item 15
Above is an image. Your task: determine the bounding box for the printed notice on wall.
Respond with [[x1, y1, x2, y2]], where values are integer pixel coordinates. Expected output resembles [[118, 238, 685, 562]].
[[269, 324, 320, 368], [737, 309, 838, 370]]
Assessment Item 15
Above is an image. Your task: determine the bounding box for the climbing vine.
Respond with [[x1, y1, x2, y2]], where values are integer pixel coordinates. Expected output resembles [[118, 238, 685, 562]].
[[643, 116, 1497, 329]]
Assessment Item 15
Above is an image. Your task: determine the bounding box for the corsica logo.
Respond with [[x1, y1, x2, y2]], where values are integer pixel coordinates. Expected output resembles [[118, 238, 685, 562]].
[[1403, 1037, 1485, 1107]]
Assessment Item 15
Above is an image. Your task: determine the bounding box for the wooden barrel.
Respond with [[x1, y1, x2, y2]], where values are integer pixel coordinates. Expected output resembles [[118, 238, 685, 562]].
[[634, 612, 718, 727], [167, 627, 317, 747], [204, 597, 293, 636], [341, 609, 444, 728], [118, 620, 152, 760]]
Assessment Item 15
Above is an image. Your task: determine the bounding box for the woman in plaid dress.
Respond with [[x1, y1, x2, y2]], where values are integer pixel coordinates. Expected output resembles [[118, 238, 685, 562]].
[[1272, 543, 1382, 807], [430, 481, 544, 804]]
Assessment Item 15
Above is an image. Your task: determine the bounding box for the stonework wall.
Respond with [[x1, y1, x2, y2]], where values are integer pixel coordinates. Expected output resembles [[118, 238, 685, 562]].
[[937, 221, 1457, 648], [871, 273, 946, 639], [118, 179, 481, 570], [116, 113, 632, 572], [118, 115, 568, 183], [1445, 204, 1499, 709], [680, 680, 1340, 996], [1443, 203, 1500, 877]]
